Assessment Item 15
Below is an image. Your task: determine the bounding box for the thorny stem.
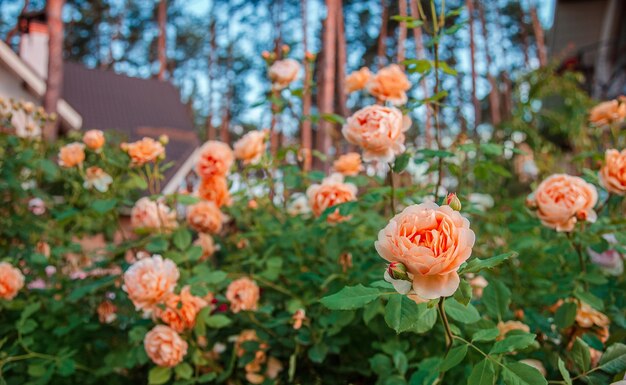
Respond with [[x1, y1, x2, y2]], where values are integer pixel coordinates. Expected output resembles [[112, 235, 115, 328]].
[[388, 164, 396, 215], [437, 297, 454, 354], [566, 232, 588, 290]]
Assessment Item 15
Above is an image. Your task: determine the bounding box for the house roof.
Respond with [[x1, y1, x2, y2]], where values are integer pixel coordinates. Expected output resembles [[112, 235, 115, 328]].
[[61, 62, 199, 186]]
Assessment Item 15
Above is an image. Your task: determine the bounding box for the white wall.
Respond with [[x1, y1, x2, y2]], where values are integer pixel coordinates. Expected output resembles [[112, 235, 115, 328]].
[[0, 65, 40, 104]]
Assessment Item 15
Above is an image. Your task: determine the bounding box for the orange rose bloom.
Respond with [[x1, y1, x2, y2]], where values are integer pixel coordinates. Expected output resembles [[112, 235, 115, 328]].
[[58, 142, 85, 167], [196, 141, 234, 179], [333, 152, 363, 176], [122, 255, 179, 311], [194, 233, 219, 261], [130, 197, 178, 231], [375, 202, 475, 299], [528, 174, 598, 232], [342, 105, 410, 163], [0, 262, 25, 300], [599, 149, 626, 195], [576, 301, 609, 330], [268, 59, 300, 90], [82, 129, 105, 151], [306, 174, 357, 223], [589, 97, 626, 126], [97, 300, 117, 324], [144, 325, 188, 367], [121, 137, 165, 166], [154, 286, 208, 332], [497, 320, 530, 340], [186, 201, 223, 234], [366, 64, 411, 105], [292, 309, 306, 330], [346, 67, 372, 93], [198, 176, 231, 208], [234, 130, 268, 165], [226, 277, 260, 313]]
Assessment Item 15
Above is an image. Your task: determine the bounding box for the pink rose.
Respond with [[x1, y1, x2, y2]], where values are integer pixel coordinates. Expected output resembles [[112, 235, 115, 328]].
[[599, 149, 626, 195], [268, 59, 300, 90], [144, 325, 188, 367], [130, 197, 178, 231], [122, 255, 179, 311], [375, 202, 475, 299], [196, 141, 234, 179], [226, 277, 260, 313], [342, 105, 410, 163], [528, 174, 598, 232], [0, 262, 25, 300]]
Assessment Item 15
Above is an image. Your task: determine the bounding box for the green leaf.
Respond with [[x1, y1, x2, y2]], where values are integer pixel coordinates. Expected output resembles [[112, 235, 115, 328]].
[[453, 278, 473, 305], [384, 295, 435, 334], [502, 362, 548, 385], [67, 276, 116, 302], [468, 359, 495, 385], [321, 113, 346, 125], [554, 302, 577, 329], [175, 363, 193, 380], [596, 343, 626, 375], [172, 228, 192, 250], [393, 153, 411, 173], [439, 344, 468, 372], [445, 298, 480, 324], [571, 338, 591, 373], [148, 367, 172, 385], [472, 328, 500, 343], [490, 334, 536, 355], [558, 357, 573, 385], [404, 59, 432, 74], [308, 343, 328, 363], [91, 199, 117, 213], [204, 314, 231, 329], [393, 351, 409, 375], [461, 252, 517, 274], [320, 285, 383, 310], [482, 279, 511, 320], [574, 290, 604, 311]]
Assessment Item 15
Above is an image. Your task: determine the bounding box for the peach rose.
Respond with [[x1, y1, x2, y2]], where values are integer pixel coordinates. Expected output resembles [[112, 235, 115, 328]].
[[58, 142, 85, 168], [0, 262, 25, 300], [366, 64, 411, 105], [292, 309, 306, 330], [121, 137, 165, 166], [186, 201, 223, 234], [468, 274, 488, 299], [589, 97, 626, 126], [234, 130, 268, 165], [235, 329, 266, 356], [194, 233, 219, 261], [528, 174, 598, 232], [155, 286, 208, 332], [306, 173, 357, 223], [196, 141, 234, 178], [346, 67, 372, 93], [83, 166, 113, 192], [268, 59, 300, 90], [576, 301, 609, 330], [97, 300, 117, 324], [599, 149, 626, 195], [130, 197, 178, 231], [82, 129, 105, 151], [497, 320, 530, 340], [333, 152, 363, 176], [375, 202, 475, 299], [122, 255, 179, 311], [226, 277, 260, 313], [144, 325, 188, 367], [198, 176, 231, 208], [342, 105, 410, 163]]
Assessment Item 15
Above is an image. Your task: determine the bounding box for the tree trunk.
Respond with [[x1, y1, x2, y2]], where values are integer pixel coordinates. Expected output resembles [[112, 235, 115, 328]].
[[519, 5, 530, 68], [157, 0, 167, 81], [315, 0, 338, 170], [335, 0, 347, 116], [220, 43, 233, 144], [529, 5, 546, 67], [43, 0, 64, 141], [376, 0, 389, 69], [397, 0, 407, 66], [466, 0, 480, 134], [301, 0, 313, 171], [409, 0, 431, 146], [206, 17, 216, 141], [477, 1, 501, 126], [270, 0, 283, 155]]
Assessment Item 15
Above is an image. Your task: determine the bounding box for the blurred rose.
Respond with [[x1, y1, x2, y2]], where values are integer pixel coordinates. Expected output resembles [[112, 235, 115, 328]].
[[587, 234, 624, 276], [82, 129, 105, 151], [528, 174, 597, 232], [121, 137, 164, 166], [83, 166, 113, 192], [268, 59, 300, 90], [248, 199, 258, 209], [345, 67, 372, 93], [28, 198, 46, 215], [306, 173, 357, 223], [196, 140, 234, 178], [234, 130, 267, 165], [589, 98, 626, 126], [513, 143, 538, 184], [366, 64, 411, 105], [11, 106, 41, 139], [0, 262, 25, 300], [226, 277, 260, 313], [292, 309, 306, 330], [198, 176, 231, 208], [144, 325, 188, 367], [342, 105, 410, 163], [131, 197, 178, 231], [155, 286, 208, 332], [287, 194, 311, 216], [122, 255, 179, 311], [468, 193, 494, 212], [333, 152, 363, 176], [97, 300, 117, 324], [36, 241, 50, 258], [375, 202, 475, 299], [468, 275, 488, 299], [194, 233, 219, 261], [58, 142, 85, 168], [599, 149, 626, 195], [497, 320, 530, 340], [186, 201, 223, 234]]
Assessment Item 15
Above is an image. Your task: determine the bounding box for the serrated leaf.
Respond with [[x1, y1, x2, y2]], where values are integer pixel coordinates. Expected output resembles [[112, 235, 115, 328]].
[[461, 252, 517, 274], [571, 338, 591, 373], [320, 285, 383, 310], [596, 343, 626, 375], [502, 362, 547, 385], [445, 298, 480, 324], [482, 279, 511, 320], [204, 314, 231, 329], [440, 344, 468, 372], [468, 359, 495, 385], [558, 358, 573, 385], [148, 367, 172, 385], [490, 334, 536, 355], [472, 328, 500, 343]]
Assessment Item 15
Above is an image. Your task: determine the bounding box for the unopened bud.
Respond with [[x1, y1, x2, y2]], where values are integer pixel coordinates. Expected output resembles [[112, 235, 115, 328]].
[[304, 51, 316, 62], [387, 262, 409, 281], [446, 193, 462, 211], [281, 44, 290, 54], [261, 50, 271, 59], [159, 134, 169, 145]]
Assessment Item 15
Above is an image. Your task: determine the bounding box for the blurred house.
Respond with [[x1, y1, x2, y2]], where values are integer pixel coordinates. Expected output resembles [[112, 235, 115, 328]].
[[0, 11, 199, 193], [548, 0, 626, 99]]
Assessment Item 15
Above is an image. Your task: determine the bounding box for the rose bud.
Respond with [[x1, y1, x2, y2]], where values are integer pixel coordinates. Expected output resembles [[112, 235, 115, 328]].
[[159, 134, 169, 145], [445, 193, 462, 211], [387, 262, 410, 281]]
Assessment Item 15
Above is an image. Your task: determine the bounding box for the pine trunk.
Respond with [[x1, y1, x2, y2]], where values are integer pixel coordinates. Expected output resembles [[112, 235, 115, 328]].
[[466, 0, 480, 134], [301, 0, 313, 171], [409, 0, 432, 145], [43, 0, 64, 141], [529, 6, 547, 67], [397, 0, 407, 66], [477, 1, 501, 126], [157, 0, 167, 81], [376, 0, 389, 69]]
